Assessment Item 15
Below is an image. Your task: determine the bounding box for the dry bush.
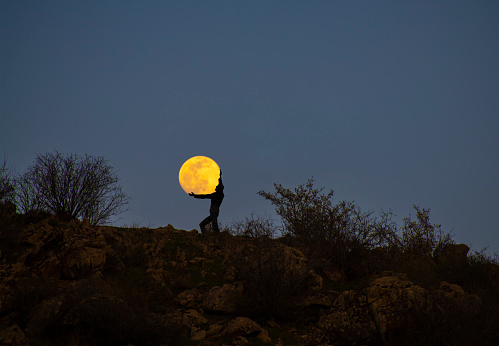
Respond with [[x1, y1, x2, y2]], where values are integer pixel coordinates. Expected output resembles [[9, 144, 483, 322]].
[[0, 202, 24, 256], [16, 151, 130, 224], [0, 161, 22, 251], [0, 158, 16, 203], [258, 179, 460, 282], [258, 178, 398, 279], [399, 206, 454, 258], [375, 207, 456, 288], [463, 249, 499, 291], [229, 212, 279, 238]]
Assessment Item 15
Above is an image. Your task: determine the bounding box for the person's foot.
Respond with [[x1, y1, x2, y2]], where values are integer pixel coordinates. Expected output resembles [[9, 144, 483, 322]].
[[200, 225, 207, 234]]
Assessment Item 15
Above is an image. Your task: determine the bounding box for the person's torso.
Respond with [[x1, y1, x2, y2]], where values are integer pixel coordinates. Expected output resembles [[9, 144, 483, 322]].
[[209, 191, 224, 212]]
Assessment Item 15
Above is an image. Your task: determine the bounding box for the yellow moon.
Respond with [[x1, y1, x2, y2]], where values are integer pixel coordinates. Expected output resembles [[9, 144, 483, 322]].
[[179, 156, 221, 194]]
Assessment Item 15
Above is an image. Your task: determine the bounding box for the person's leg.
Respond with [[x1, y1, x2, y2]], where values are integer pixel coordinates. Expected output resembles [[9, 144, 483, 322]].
[[211, 212, 220, 233], [199, 215, 211, 233]]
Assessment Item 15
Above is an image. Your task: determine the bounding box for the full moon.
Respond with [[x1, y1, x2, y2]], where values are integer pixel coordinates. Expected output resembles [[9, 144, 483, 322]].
[[179, 156, 221, 195]]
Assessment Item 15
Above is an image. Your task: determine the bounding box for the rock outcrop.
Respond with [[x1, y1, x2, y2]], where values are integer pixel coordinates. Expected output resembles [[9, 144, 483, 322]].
[[0, 209, 497, 345], [310, 272, 485, 345], [202, 282, 244, 313], [366, 274, 433, 344], [436, 243, 470, 272], [0, 324, 29, 345], [223, 317, 262, 338]]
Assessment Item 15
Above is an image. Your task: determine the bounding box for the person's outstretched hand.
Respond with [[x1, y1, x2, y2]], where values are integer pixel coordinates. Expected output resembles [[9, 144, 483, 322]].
[[189, 192, 195, 196]]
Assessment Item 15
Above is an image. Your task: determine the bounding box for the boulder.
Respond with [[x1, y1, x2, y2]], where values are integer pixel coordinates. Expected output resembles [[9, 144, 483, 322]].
[[0, 263, 26, 313], [323, 267, 343, 281], [297, 292, 333, 308], [366, 275, 433, 345], [182, 309, 208, 325], [63, 295, 133, 328], [304, 270, 323, 292], [223, 317, 262, 337], [146, 265, 170, 286], [257, 329, 272, 343], [202, 282, 243, 313], [38, 256, 62, 280], [311, 274, 436, 345], [167, 309, 208, 339], [207, 322, 224, 336], [177, 287, 201, 306], [25, 295, 65, 337], [145, 238, 166, 257], [436, 243, 469, 270], [282, 245, 308, 268], [190, 326, 207, 341], [62, 247, 106, 279], [23, 221, 56, 246], [189, 257, 211, 266], [231, 336, 249, 345], [315, 290, 376, 344], [0, 324, 30, 345], [437, 281, 481, 313]]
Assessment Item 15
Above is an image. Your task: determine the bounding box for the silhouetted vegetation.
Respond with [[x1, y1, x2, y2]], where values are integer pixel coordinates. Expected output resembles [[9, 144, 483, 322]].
[[258, 178, 460, 282], [229, 212, 278, 238], [258, 178, 398, 280], [15, 151, 130, 224], [399, 205, 454, 257], [0, 158, 15, 203]]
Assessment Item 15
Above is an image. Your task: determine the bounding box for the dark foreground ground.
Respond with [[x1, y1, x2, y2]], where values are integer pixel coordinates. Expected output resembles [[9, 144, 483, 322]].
[[1, 204, 498, 345]]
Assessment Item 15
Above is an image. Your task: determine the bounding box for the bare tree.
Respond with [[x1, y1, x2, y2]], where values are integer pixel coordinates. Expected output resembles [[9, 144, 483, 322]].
[[16, 152, 130, 224]]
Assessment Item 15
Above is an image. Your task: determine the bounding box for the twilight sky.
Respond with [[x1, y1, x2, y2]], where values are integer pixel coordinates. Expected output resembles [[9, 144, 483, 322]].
[[1, 1, 498, 253]]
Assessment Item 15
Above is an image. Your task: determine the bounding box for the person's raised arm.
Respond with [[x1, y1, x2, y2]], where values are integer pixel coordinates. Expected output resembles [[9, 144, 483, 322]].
[[189, 192, 212, 199]]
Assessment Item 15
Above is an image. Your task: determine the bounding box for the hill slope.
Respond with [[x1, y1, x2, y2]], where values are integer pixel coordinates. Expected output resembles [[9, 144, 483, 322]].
[[0, 206, 498, 345]]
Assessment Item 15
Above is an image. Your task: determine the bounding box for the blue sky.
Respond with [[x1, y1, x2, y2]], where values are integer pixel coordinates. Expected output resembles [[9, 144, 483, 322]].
[[1, 1, 498, 253]]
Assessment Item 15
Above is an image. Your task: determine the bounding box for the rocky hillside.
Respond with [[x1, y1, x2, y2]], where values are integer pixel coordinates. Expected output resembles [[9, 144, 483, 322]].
[[0, 204, 498, 345]]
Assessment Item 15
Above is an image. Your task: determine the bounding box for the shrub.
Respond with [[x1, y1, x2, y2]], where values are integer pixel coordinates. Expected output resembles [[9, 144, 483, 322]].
[[258, 178, 460, 281], [0, 158, 15, 203], [400, 206, 454, 258], [16, 151, 130, 224], [258, 178, 398, 279], [464, 249, 499, 291], [229, 212, 279, 238]]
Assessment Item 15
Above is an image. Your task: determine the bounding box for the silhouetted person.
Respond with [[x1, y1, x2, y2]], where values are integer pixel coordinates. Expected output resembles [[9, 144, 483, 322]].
[[189, 171, 224, 234]]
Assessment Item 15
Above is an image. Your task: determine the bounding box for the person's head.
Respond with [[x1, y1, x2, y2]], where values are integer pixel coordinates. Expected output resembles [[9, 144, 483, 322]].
[[216, 170, 224, 191]]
